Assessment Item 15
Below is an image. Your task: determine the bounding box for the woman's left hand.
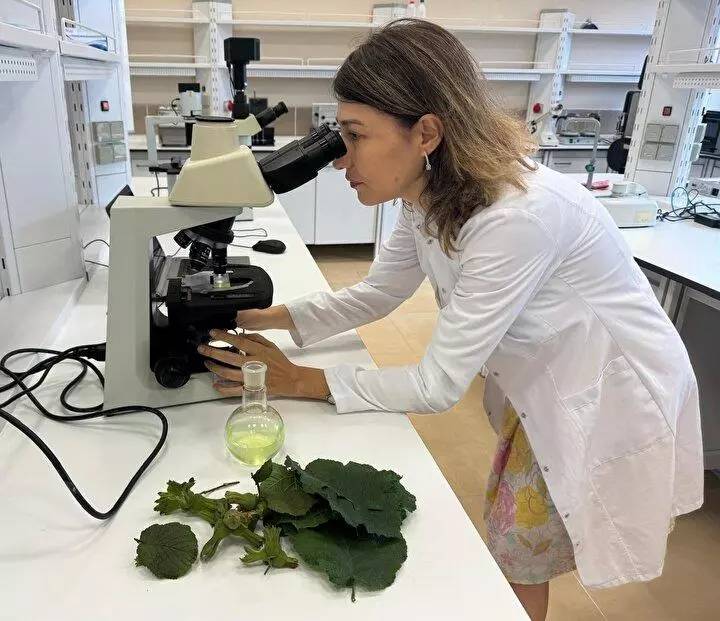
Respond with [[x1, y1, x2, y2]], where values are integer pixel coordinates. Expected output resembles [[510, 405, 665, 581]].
[[197, 329, 329, 400]]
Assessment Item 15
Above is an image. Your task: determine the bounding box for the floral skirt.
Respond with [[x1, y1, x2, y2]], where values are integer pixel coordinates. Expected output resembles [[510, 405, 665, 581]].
[[483, 401, 577, 585]]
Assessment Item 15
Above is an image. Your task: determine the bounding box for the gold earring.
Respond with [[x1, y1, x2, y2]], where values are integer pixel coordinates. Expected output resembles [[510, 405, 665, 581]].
[[424, 152, 432, 171]]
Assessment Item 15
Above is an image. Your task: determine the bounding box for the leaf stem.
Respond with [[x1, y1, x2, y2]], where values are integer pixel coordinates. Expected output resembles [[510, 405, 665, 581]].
[[351, 584, 356, 603], [264, 565, 271, 576], [200, 481, 240, 495]]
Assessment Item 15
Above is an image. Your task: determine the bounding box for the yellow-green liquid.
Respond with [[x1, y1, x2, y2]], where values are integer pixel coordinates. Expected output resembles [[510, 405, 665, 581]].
[[225, 405, 284, 466]]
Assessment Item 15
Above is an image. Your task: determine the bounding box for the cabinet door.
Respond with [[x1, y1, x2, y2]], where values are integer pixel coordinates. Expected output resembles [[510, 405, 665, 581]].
[[315, 167, 376, 244], [547, 151, 593, 173], [278, 179, 317, 244], [675, 289, 720, 469]]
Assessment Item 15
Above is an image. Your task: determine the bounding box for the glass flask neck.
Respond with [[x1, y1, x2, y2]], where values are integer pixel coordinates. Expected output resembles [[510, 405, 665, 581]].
[[243, 385, 267, 412]]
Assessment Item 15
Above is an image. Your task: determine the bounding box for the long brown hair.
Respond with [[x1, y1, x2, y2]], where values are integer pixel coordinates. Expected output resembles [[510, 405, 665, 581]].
[[332, 18, 537, 254]]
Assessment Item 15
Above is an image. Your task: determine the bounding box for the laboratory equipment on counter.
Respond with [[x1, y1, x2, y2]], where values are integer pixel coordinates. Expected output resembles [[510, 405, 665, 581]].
[[557, 115, 600, 145], [144, 38, 288, 198], [607, 57, 648, 174], [178, 83, 202, 117], [688, 176, 720, 198], [312, 103, 339, 131], [103, 122, 346, 409], [599, 182, 658, 228], [528, 103, 564, 147], [558, 115, 601, 189], [225, 361, 285, 466]]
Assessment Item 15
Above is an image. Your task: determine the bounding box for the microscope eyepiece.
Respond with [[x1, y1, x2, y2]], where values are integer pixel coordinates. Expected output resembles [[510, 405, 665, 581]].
[[259, 123, 347, 194], [256, 101, 288, 129]]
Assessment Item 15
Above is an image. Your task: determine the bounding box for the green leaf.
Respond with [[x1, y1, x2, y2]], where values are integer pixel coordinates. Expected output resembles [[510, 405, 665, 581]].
[[134, 522, 198, 579], [286, 457, 416, 538], [271, 504, 333, 532], [241, 526, 299, 571], [257, 462, 316, 517], [290, 523, 407, 601], [252, 460, 274, 485]]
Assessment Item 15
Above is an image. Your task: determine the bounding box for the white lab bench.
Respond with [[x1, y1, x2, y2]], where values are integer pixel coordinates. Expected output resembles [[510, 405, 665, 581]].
[[0, 184, 528, 621]]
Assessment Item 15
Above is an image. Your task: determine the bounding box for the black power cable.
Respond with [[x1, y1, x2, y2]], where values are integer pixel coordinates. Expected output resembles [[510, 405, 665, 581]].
[[0, 344, 168, 520]]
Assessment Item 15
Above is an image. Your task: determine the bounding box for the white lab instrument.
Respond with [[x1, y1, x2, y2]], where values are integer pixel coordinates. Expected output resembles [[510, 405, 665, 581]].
[[529, 103, 564, 147], [599, 182, 658, 228]]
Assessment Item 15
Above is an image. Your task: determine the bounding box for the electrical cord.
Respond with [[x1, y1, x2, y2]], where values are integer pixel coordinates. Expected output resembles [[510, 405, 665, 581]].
[[151, 171, 167, 197], [85, 259, 108, 268], [83, 239, 110, 250], [231, 227, 270, 249], [660, 186, 720, 222], [0, 344, 168, 520]]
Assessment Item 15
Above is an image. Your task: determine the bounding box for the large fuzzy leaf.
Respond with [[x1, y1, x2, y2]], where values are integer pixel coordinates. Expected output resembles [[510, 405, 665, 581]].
[[286, 457, 416, 538], [290, 523, 407, 601], [265, 504, 333, 535], [135, 522, 198, 579], [256, 461, 316, 517]]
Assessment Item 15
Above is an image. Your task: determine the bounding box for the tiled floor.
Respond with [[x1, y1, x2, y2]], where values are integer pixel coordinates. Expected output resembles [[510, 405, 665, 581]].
[[310, 244, 720, 621]]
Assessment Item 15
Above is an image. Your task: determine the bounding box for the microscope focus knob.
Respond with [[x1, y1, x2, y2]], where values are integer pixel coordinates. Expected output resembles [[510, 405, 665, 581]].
[[154, 356, 191, 389]]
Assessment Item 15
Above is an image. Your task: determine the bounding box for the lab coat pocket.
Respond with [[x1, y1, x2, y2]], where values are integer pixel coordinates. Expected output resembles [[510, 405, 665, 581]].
[[563, 356, 672, 468]]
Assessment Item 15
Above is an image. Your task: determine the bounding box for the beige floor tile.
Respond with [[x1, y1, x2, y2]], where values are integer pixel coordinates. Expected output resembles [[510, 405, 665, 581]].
[[371, 350, 423, 367], [548, 573, 606, 620], [390, 311, 438, 355], [458, 494, 489, 539], [356, 319, 414, 356]]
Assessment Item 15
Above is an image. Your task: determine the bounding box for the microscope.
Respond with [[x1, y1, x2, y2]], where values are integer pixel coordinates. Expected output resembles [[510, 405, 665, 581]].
[[145, 37, 289, 198], [103, 38, 346, 409]]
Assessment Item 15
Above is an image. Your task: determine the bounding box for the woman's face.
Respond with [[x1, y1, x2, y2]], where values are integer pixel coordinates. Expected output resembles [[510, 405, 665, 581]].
[[333, 102, 425, 206]]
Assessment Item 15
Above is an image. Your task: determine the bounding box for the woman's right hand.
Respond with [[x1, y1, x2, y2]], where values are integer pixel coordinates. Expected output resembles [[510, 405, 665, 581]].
[[236, 304, 296, 332]]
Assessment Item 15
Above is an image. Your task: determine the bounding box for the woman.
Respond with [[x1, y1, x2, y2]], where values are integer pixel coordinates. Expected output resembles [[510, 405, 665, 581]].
[[198, 19, 703, 620]]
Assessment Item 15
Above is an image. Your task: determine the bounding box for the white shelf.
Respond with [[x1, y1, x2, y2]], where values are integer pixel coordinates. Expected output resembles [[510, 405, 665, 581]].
[[62, 56, 117, 81], [564, 70, 641, 83], [222, 18, 562, 35], [0, 22, 58, 53], [59, 40, 120, 63], [654, 62, 720, 74], [126, 16, 209, 25], [129, 61, 213, 77], [654, 62, 720, 89], [569, 28, 652, 37], [484, 68, 554, 81], [246, 63, 338, 79], [240, 62, 552, 81]]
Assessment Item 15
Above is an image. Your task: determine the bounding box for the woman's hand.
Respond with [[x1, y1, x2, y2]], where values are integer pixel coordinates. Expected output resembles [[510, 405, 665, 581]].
[[235, 305, 296, 332], [198, 329, 329, 400]]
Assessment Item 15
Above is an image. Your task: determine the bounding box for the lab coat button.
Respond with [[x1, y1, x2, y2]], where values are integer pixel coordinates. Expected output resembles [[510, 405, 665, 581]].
[[564, 513, 570, 519], [543, 466, 550, 473], [493, 371, 499, 377], [520, 412, 527, 419], [426, 238, 433, 245]]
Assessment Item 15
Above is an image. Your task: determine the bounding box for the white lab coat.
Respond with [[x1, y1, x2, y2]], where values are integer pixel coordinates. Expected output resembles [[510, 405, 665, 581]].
[[285, 163, 704, 588]]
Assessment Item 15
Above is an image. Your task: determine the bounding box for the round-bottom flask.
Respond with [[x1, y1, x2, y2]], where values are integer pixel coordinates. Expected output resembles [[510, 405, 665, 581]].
[[224, 361, 284, 466]]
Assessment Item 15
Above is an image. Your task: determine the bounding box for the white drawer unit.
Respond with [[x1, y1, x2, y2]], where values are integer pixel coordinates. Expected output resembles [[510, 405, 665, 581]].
[[546, 150, 595, 173]]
